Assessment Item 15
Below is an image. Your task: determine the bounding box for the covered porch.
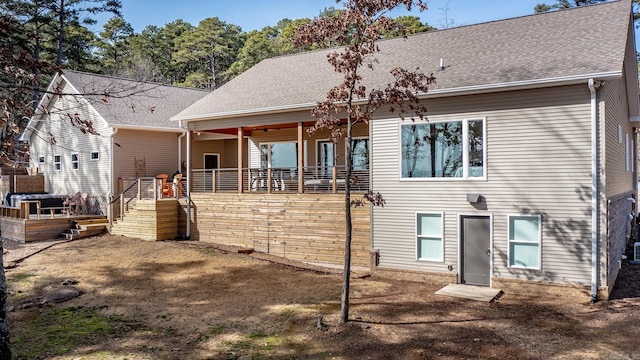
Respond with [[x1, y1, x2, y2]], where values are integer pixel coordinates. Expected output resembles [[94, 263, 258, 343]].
[[177, 117, 373, 269], [186, 120, 370, 195]]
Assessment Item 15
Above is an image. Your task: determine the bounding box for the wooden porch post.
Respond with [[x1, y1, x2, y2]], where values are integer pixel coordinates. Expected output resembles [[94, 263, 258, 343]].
[[298, 122, 304, 193], [238, 127, 244, 193]]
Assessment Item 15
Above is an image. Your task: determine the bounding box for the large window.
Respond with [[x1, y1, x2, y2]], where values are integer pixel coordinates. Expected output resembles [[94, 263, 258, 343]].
[[416, 212, 444, 262], [401, 119, 485, 179], [260, 142, 298, 169], [351, 138, 369, 171], [508, 215, 541, 269]]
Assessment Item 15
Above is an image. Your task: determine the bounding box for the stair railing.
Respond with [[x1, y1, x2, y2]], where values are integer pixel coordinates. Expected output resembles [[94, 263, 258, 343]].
[[109, 177, 160, 222]]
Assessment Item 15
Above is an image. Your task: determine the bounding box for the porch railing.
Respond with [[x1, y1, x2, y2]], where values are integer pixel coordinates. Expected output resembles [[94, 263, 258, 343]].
[[111, 177, 161, 221], [190, 165, 369, 194]]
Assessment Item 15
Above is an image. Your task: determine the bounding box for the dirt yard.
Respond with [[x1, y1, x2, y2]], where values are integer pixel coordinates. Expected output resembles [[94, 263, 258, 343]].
[[4, 234, 640, 360]]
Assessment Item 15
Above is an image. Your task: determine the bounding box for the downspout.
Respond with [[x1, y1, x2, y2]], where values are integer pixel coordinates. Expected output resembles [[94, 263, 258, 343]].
[[588, 78, 599, 303], [185, 124, 191, 239], [109, 128, 119, 226], [178, 128, 186, 173]]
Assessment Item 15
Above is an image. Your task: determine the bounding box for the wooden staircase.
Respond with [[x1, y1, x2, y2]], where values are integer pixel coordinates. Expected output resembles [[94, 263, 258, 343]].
[[62, 217, 109, 240], [110, 199, 178, 241]]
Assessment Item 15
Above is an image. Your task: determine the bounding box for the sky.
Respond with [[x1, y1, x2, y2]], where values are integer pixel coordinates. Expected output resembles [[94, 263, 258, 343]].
[[93, 0, 547, 33]]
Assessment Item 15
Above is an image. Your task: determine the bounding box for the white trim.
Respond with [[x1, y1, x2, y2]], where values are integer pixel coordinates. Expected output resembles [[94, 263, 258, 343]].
[[415, 211, 445, 263], [203, 153, 220, 170], [19, 73, 63, 142], [399, 117, 487, 181], [111, 124, 184, 133], [172, 72, 622, 122], [507, 214, 542, 270], [457, 213, 494, 287]]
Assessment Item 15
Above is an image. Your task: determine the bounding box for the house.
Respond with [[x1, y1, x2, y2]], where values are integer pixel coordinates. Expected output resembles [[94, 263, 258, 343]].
[[169, 1, 638, 300], [19, 70, 209, 218]]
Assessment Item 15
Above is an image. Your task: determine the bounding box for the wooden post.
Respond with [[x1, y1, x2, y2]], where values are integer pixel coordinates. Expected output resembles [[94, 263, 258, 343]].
[[332, 167, 338, 193], [267, 168, 273, 193], [298, 122, 304, 193], [238, 127, 244, 193], [212, 170, 217, 193], [137, 179, 142, 200]]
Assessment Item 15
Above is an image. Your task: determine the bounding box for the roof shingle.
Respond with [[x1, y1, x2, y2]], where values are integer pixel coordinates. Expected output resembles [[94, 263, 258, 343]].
[[62, 70, 210, 129], [173, 0, 632, 121]]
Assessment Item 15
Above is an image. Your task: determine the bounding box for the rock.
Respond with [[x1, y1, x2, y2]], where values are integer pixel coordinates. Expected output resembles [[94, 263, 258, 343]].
[[61, 278, 79, 286], [41, 286, 82, 304]]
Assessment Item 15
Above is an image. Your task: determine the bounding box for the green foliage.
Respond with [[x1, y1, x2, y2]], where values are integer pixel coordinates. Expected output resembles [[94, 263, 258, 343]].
[[12, 306, 123, 359], [172, 17, 243, 89], [94, 16, 133, 75]]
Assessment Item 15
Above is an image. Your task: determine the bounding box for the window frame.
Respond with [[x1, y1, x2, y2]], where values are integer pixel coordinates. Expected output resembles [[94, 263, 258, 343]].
[[415, 211, 445, 262], [90, 151, 99, 161], [347, 137, 370, 171], [38, 156, 45, 164], [53, 154, 61, 171], [71, 153, 79, 170], [507, 214, 542, 270], [399, 117, 486, 181], [259, 140, 307, 169]]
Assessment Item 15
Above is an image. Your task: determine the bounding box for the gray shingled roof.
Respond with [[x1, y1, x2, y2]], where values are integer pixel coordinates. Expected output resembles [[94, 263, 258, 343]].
[[173, 0, 632, 122], [62, 70, 209, 129]]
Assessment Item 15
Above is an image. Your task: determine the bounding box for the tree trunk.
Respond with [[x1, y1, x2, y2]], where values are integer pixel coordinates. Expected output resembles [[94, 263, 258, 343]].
[[0, 241, 11, 358], [340, 116, 354, 324], [56, 0, 65, 65]]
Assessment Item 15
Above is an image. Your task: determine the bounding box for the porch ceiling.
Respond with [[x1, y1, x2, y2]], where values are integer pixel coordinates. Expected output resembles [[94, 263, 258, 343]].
[[199, 121, 318, 137]]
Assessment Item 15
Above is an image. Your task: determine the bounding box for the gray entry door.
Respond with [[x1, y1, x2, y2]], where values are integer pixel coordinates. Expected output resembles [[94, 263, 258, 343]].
[[460, 215, 491, 286]]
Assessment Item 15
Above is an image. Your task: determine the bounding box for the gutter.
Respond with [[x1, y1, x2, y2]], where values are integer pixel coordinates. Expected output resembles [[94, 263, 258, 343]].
[[170, 71, 622, 123], [588, 78, 600, 303]]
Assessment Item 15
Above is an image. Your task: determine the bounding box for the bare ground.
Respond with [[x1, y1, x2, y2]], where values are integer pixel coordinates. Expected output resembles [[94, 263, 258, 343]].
[[4, 234, 640, 360]]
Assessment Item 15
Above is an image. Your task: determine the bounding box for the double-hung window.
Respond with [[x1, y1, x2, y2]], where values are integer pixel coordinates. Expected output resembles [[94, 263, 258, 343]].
[[508, 215, 541, 269], [416, 212, 444, 262], [54, 155, 61, 171], [401, 118, 485, 179], [71, 153, 79, 170]]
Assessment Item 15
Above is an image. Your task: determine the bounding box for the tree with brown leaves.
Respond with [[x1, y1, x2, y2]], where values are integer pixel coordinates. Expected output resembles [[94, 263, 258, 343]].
[[293, 0, 435, 324]]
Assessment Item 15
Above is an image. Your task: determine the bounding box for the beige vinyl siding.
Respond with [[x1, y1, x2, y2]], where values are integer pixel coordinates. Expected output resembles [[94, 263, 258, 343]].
[[28, 81, 111, 196], [112, 129, 180, 185], [371, 85, 594, 285], [191, 138, 240, 169], [603, 79, 634, 197]]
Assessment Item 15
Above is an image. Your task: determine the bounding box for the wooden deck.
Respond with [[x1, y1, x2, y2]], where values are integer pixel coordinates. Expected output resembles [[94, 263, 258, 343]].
[[1, 214, 107, 243], [182, 193, 372, 269]]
